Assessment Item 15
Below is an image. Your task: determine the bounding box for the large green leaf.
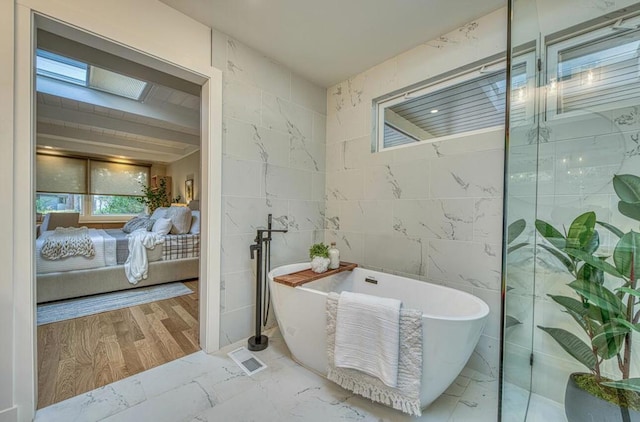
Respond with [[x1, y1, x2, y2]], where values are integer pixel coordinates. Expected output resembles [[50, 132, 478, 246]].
[[613, 174, 640, 204], [538, 326, 596, 370], [564, 248, 624, 278], [540, 244, 574, 273], [613, 231, 640, 280], [577, 261, 604, 285], [582, 230, 600, 255], [549, 295, 588, 317], [616, 286, 640, 300], [597, 221, 625, 238], [508, 242, 528, 254], [619, 201, 640, 223], [549, 294, 591, 330], [602, 378, 640, 393], [508, 219, 526, 244], [506, 315, 522, 328], [592, 323, 628, 359], [535, 220, 566, 250], [568, 279, 626, 316], [611, 318, 640, 333], [567, 212, 596, 250]]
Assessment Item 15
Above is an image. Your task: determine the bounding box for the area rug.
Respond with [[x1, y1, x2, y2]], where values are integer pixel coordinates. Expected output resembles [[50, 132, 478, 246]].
[[37, 282, 193, 325]]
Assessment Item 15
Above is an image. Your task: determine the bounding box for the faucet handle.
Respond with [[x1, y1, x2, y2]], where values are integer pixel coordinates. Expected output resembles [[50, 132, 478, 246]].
[[250, 243, 260, 259]]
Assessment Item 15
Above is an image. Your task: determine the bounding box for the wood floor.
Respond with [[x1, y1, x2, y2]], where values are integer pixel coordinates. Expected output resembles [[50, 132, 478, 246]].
[[37, 280, 199, 409]]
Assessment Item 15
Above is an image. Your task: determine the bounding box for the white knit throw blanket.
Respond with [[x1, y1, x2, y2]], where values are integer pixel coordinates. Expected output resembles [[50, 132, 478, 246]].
[[41, 227, 95, 260], [326, 292, 423, 416]]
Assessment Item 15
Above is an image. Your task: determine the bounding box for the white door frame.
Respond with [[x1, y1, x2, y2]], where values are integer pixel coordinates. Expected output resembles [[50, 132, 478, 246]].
[[13, 3, 222, 419]]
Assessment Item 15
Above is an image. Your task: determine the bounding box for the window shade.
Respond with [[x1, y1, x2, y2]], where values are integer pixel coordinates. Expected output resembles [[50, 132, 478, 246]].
[[36, 154, 87, 194], [89, 161, 148, 196]]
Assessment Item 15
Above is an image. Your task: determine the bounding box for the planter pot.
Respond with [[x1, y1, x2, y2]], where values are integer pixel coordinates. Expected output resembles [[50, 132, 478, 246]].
[[565, 373, 640, 422], [310, 256, 330, 273]]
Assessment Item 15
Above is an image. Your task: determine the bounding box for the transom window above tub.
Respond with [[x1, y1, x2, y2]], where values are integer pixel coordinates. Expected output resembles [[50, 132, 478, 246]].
[[546, 15, 640, 119], [373, 56, 532, 151]]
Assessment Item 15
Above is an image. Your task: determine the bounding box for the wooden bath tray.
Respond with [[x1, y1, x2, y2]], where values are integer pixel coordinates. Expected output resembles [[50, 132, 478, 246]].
[[273, 262, 357, 287]]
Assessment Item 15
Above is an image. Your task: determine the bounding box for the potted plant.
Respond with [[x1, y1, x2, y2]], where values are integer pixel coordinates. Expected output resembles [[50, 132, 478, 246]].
[[309, 243, 330, 273], [137, 178, 170, 213], [535, 174, 640, 421]]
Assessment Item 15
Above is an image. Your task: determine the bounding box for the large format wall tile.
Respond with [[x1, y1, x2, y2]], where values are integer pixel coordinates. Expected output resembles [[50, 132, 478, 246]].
[[218, 36, 327, 345], [323, 9, 507, 380], [225, 118, 290, 167], [227, 39, 291, 100]]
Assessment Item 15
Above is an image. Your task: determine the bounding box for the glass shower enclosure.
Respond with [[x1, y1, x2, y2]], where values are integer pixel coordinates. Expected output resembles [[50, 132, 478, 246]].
[[502, 0, 640, 420]]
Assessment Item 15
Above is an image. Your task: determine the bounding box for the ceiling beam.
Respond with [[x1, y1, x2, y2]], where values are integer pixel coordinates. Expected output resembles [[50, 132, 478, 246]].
[[37, 77, 199, 131], [37, 103, 200, 146], [37, 136, 192, 164], [37, 122, 191, 155]]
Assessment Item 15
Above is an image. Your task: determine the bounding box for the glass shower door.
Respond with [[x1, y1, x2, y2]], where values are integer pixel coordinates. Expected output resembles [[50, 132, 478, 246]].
[[503, 1, 640, 421]]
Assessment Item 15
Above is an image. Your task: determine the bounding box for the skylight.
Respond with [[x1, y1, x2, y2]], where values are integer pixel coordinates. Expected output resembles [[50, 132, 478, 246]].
[[36, 50, 87, 86], [89, 67, 148, 100], [36, 49, 149, 101]]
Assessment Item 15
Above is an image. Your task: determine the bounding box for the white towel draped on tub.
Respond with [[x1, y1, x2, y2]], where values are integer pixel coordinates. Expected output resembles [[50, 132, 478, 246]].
[[334, 291, 401, 387], [124, 229, 164, 284], [327, 292, 423, 416]]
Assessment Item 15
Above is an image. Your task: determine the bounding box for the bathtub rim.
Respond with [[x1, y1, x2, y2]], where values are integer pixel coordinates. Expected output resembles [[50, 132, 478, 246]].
[[268, 262, 490, 322]]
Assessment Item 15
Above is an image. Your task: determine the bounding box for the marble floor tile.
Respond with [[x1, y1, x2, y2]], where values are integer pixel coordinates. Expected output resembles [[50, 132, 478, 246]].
[[35, 327, 565, 422], [34, 376, 146, 422]]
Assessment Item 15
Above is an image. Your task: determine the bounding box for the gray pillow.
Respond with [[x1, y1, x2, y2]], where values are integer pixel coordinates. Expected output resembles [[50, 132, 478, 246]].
[[165, 206, 192, 234], [122, 216, 155, 233]]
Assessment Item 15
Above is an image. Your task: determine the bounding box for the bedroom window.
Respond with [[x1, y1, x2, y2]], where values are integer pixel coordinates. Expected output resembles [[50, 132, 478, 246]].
[[36, 193, 83, 214], [36, 153, 150, 220], [91, 195, 144, 215]]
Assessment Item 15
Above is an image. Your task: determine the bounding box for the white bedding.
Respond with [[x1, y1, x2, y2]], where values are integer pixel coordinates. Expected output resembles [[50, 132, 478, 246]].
[[36, 229, 116, 274], [36, 228, 179, 274]]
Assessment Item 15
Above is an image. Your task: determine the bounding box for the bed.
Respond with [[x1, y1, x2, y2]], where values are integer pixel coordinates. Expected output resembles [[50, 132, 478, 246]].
[[36, 206, 201, 303]]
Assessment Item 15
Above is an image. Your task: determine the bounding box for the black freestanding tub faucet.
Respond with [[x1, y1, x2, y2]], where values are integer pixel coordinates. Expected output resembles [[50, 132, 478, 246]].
[[248, 214, 287, 351]]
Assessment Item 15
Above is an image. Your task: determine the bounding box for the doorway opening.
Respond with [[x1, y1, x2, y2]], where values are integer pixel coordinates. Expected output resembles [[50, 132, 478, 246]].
[[24, 14, 220, 410]]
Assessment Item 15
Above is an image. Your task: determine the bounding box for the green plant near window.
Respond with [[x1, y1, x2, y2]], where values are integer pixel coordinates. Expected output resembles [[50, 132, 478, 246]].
[[137, 178, 170, 213], [536, 173, 640, 411]]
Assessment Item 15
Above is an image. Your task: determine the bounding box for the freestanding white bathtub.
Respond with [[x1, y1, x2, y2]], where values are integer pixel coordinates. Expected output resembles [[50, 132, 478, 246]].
[[268, 263, 490, 409]]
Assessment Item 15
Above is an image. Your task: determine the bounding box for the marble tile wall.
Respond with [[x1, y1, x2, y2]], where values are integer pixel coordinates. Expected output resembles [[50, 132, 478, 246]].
[[323, 8, 507, 379], [213, 30, 327, 346]]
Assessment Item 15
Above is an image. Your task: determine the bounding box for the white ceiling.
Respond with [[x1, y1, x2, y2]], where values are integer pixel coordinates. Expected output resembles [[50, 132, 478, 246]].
[[36, 81, 201, 164], [159, 0, 505, 87]]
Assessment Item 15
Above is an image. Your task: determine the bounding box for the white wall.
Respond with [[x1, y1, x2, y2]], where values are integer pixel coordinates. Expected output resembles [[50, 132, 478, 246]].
[[166, 151, 200, 202], [324, 8, 507, 379], [212, 30, 327, 346], [0, 0, 16, 420]]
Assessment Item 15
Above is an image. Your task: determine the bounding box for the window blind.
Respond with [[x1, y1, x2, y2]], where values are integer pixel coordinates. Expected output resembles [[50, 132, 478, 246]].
[[89, 161, 148, 196], [36, 154, 87, 194]]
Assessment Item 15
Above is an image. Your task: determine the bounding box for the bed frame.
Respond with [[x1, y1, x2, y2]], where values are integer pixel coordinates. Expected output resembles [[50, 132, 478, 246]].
[[36, 257, 199, 303]]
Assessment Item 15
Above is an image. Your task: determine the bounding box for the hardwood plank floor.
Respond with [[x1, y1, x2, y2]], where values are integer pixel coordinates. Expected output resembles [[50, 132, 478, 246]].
[[37, 280, 199, 409]]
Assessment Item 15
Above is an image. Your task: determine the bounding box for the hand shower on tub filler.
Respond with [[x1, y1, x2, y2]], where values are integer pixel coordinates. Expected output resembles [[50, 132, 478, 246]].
[[247, 214, 287, 351]]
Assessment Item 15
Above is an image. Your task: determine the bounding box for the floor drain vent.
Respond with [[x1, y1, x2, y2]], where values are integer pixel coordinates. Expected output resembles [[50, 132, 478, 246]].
[[228, 346, 268, 376]]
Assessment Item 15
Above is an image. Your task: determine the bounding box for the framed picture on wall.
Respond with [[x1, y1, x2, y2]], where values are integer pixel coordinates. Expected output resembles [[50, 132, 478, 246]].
[[185, 178, 194, 203]]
